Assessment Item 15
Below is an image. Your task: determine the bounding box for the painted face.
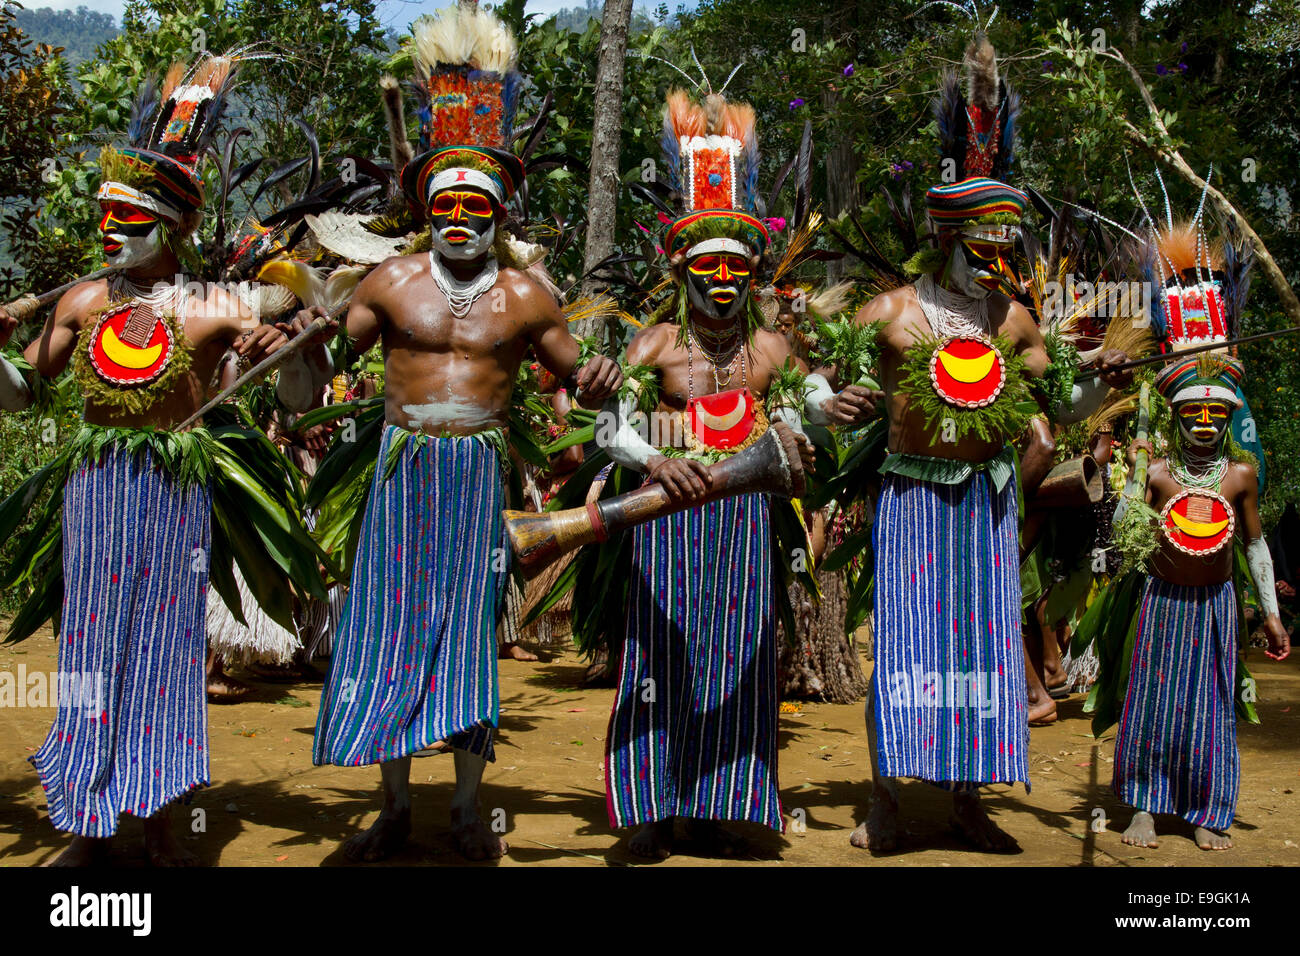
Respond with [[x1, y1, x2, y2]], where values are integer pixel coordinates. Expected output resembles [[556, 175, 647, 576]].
[[945, 225, 1020, 299], [98, 201, 165, 270], [685, 253, 751, 321], [1176, 399, 1231, 448], [428, 188, 497, 261]]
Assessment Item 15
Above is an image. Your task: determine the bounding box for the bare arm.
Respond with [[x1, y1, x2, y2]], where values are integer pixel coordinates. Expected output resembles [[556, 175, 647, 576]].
[[23, 281, 100, 379], [528, 278, 620, 407]]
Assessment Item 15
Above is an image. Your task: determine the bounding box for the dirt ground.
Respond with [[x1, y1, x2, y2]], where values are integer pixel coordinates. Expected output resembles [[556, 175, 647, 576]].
[[2, 625, 1298, 867]]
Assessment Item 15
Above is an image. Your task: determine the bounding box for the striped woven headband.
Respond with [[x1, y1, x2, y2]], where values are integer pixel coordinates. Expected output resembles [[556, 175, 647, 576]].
[[664, 209, 768, 258], [925, 177, 1028, 223], [1155, 355, 1244, 407]]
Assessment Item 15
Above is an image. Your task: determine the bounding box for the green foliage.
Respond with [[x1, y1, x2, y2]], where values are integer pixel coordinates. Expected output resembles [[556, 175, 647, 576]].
[[898, 334, 1033, 445], [810, 316, 882, 387]]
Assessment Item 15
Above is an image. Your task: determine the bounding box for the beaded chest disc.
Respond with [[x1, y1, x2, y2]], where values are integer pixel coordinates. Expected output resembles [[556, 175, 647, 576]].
[[929, 336, 1006, 409], [1160, 488, 1234, 556], [87, 301, 176, 387]]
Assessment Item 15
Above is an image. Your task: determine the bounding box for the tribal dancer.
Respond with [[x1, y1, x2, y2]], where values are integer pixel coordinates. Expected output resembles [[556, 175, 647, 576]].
[[0, 54, 333, 865], [309, 7, 620, 862], [1112, 357, 1288, 850], [839, 32, 1132, 853], [601, 82, 867, 860]]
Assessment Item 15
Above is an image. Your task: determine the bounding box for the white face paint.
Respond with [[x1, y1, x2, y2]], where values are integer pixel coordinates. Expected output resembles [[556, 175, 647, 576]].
[[431, 221, 496, 261], [104, 229, 167, 271], [947, 244, 993, 300], [99, 201, 169, 272]]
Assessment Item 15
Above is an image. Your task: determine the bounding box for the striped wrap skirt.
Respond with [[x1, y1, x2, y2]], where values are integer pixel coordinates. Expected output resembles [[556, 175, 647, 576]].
[[605, 493, 783, 832], [871, 471, 1030, 789], [32, 446, 211, 837], [1113, 577, 1239, 830], [313, 427, 506, 767]]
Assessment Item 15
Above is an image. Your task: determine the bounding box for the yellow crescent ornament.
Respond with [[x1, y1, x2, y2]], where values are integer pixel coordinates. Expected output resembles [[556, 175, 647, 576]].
[[100, 323, 163, 369], [1168, 508, 1231, 538], [937, 348, 997, 384]]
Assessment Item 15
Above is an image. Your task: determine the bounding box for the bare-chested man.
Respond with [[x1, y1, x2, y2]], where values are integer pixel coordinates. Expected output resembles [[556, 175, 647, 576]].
[[308, 130, 620, 859], [0, 63, 330, 865], [832, 177, 1131, 854], [599, 84, 873, 860], [1112, 356, 1288, 851]]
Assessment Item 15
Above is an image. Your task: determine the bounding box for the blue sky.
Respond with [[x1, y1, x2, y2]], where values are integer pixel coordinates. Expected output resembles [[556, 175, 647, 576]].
[[24, 0, 629, 31]]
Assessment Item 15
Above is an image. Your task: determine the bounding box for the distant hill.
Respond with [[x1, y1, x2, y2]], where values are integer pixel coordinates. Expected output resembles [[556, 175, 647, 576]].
[[14, 5, 120, 67]]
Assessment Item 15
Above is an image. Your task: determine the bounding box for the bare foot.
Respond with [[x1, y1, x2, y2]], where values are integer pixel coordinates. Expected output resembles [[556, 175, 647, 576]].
[[850, 793, 899, 852], [450, 806, 508, 861], [628, 819, 674, 859], [685, 819, 749, 858], [1195, 826, 1233, 850], [950, 792, 1018, 853], [143, 813, 201, 867], [1120, 810, 1159, 848], [499, 642, 538, 662], [206, 673, 252, 703], [343, 806, 411, 862], [44, 836, 110, 867], [1027, 694, 1058, 725]]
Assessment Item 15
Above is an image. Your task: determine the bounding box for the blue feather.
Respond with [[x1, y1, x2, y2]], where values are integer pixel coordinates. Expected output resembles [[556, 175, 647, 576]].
[[500, 71, 522, 141], [127, 80, 157, 147], [741, 136, 759, 212], [934, 68, 966, 177], [1141, 241, 1168, 340], [660, 114, 682, 195]]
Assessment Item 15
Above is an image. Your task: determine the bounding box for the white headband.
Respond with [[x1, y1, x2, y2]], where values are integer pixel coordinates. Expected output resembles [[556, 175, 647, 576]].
[[96, 181, 181, 225], [1173, 384, 1242, 408], [686, 237, 750, 258], [427, 168, 504, 206]]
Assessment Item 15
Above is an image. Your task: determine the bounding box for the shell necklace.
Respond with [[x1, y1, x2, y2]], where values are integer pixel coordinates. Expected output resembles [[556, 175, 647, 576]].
[[915, 273, 990, 338], [429, 250, 499, 318]]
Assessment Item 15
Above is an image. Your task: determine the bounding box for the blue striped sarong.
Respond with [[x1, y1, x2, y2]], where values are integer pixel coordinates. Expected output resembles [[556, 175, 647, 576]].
[[313, 426, 506, 766], [1113, 578, 1239, 830], [31, 446, 211, 837], [871, 471, 1029, 788], [605, 493, 783, 832]]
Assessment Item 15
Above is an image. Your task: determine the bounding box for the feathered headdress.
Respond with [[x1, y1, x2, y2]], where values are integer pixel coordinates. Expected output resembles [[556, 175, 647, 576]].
[[926, 30, 1025, 228], [660, 83, 767, 259], [399, 6, 526, 210], [1132, 163, 1248, 348], [97, 51, 245, 236]]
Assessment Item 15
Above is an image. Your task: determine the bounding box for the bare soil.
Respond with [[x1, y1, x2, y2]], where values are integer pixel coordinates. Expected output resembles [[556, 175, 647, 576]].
[[2, 625, 1298, 866]]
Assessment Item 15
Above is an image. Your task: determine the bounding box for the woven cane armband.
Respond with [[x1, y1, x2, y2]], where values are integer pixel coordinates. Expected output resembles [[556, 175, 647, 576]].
[[1247, 537, 1281, 619], [0, 353, 33, 412], [803, 373, 835, 426], [601, 392, 658, 472]]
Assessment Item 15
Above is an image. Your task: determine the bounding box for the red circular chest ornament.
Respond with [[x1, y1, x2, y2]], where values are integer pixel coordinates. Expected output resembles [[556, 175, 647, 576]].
[[929, 336, 1006, 409], [1160, 488, 1234, 556], [88, 303, 175, 387]]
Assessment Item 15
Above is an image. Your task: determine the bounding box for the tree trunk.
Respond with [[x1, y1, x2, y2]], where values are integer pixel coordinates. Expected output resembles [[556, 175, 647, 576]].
[[820, 87, 859, 283], [578, 0, 635, 334], [778, 570, 869, 703]]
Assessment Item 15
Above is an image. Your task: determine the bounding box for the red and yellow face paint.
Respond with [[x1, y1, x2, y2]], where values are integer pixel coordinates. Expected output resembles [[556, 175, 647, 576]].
[[686, 253, 750, 306]]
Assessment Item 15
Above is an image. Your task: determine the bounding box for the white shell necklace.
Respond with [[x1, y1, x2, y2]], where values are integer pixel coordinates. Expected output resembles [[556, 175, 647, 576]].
[[915, 273, 990, 339], [109, 271, 187, 314], [1170, 452, 1229, 490], [429, 250, 499, 318]]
